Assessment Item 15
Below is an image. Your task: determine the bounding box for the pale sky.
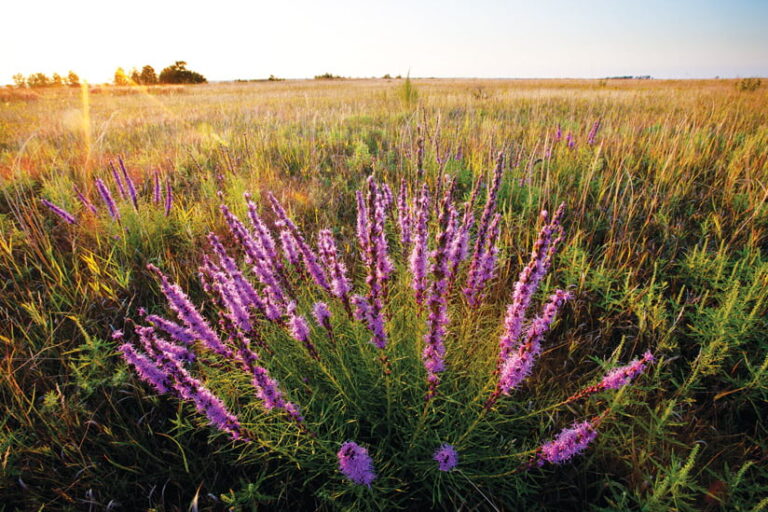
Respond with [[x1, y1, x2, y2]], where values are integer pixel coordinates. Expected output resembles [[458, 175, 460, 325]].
[[2, 0, 767, 85]]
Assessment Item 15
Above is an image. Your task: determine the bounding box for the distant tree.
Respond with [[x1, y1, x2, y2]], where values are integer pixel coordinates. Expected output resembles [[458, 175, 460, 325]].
[[140, 65, 158, 85], [66, 71, 80, 87], [130, 68, 141, 84], [158, 61, 206, 84], [314, 72, 343, 80], [114, 67, 129, 86], [382, 74, 392, 79], [52, 73, 63, 87], [12, 73, 26, 88], [27, 73, 51, 88]]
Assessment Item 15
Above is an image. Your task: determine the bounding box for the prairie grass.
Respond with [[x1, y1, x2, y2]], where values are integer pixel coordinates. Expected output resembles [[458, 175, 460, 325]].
[[1, 78, 767, 510]]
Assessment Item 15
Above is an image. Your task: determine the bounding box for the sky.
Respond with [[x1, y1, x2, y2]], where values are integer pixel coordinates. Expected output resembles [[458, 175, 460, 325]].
[[2, 0, 767, 85]]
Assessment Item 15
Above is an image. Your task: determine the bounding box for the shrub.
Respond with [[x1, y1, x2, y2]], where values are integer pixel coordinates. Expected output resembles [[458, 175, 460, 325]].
[[736, 77, 761, 92], [113, 156, 655, 507], [158, 61, 207, 84], [400, 73, 418, 106]]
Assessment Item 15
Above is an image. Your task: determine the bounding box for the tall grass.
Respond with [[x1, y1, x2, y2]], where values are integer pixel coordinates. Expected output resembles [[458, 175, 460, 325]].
[[1, 78, 766, 510]]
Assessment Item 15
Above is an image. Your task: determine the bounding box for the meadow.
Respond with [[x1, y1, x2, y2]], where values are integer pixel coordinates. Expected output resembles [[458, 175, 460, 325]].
[[1, 78, 767, 510]]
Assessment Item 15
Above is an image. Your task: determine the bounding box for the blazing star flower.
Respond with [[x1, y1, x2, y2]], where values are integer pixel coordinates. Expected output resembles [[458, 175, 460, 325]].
[[422, 180, 457, 398], [587, 119, 601, 145], [109, 161, 127, 199], [497, 206, 566, 366], [433, 444, 459, 472], [537, 420, 599, 466], [312, 302, 331, 330], [568, 351, 655, 401], [601, 351, 654, 390], [268, 193, 330, 291], [464, 152, 504, 306], [119, 343, 171, 394], [317, 230, 352, 307], [41, 199, 77, 225], [492, 290, 571, 403], [337, 442, 376, 486], [94, 178, 120, 221], [118, 157, 138, 211], [73, 185, 97, 214], [409, 184, 430, 305], [286, 302, 318, 359], [396, 178, 412, 250], [164, 177, 173, 216], [152, 170, 162, 204], [147, 263, 232, 358]]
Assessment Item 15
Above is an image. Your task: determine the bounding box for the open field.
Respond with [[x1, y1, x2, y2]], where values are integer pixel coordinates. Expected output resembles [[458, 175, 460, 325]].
[[1, 78, 767, 510]]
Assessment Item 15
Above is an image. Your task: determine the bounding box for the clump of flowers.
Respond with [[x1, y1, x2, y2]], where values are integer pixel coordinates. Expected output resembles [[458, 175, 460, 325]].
[[39, 158, 173, 226], [116, 155, 655, 492], [434, 444, 459, 472], [338, 442, 377, 486]]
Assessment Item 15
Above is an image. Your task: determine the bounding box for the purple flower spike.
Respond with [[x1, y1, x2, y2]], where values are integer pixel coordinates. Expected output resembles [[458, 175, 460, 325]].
[[164, 177, 173, 216], [279, 230, 301, 267], [152, 171, 161, 205], [312, 302, 331, 330], [587, 119, 601, 145], [317, 229, 352, 308], [95, 178, 120, 221], [409, 184, 430, 305], [600, 351, 654, 390], [118, 157, 138, 211], [245, 196, 283, 273], [497, 206, 566, 366], [73, 185, 97, 214], [566, 131, 576, 149], [287, 302, 318, 359], [433, 444, 459, 472], [147, 263, 233, 358], [120, 342, 171, 394], [268, 192, 330, 292], [337, 441, 376, 487], [568, 351, 655, 401], [396, 178, 412, 250], [41, 199, 77, 225], [464, 152, 504, 306], [422, 180, 457, 399], [146, 314, 196, 346], [109, 161, 127, 199], [537, 419, 599, 466], [492, 290, 571, 401]]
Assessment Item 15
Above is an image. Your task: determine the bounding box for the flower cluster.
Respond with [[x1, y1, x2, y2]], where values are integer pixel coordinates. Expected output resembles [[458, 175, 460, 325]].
[[117, 155, 655, 487], [337, 442, 376, 486], [40, 159, 173, 226], [433, 444, 459, 472]]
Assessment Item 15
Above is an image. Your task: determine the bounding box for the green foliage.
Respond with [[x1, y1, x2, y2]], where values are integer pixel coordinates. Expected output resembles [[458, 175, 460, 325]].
[[26, 72, 51, 88], [399, 73, 418, 106], [158, 61, 207, 84], [1, 78, 767, 509], [66, 70, 80, 87], [141, 65, 158, 85], [11, 73, 26, 88], [114, 67, 130, 86]]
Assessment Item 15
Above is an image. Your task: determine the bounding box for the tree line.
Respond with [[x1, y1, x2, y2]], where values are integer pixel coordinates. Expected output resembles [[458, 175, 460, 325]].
[[12, 71, 80, 88], [11, 61, 206, 88], [114, 62, 206, 85]]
